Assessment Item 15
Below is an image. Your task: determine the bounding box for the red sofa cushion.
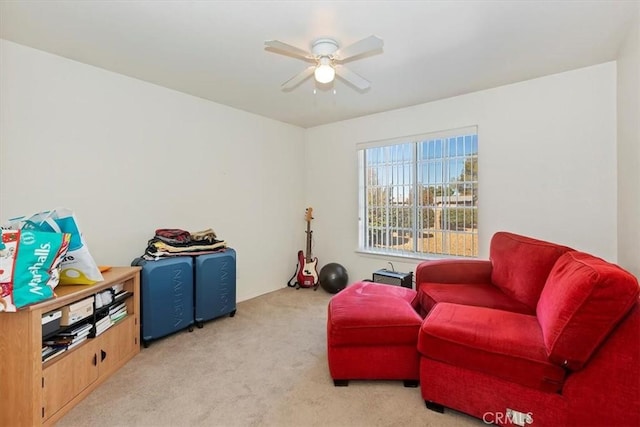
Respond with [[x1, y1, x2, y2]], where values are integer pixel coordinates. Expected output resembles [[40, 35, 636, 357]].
[[537, 251, 640, 370], [418, 303, 566, 393], [416, 259, 493, 286], [340, 280, 418, 309], [328, 282, 422, 347], [418, 282, 534, 316], [490, 232, 573, 310]]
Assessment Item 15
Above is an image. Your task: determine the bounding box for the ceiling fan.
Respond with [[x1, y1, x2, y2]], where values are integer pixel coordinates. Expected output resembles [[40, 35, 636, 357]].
[[264, 35, 383, 91]]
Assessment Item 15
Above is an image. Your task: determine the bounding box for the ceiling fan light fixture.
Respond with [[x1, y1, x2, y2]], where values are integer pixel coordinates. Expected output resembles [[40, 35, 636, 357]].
[[314, 57, 335, 84], [265, 35, 383, 91]]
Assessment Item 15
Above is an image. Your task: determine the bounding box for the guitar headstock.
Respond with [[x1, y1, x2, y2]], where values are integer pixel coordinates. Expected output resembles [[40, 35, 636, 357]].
[[305, 207, 314, 223]]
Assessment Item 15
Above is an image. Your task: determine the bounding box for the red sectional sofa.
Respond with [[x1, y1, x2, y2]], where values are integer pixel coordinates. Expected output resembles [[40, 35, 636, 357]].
[[416, 232, 640, 426]]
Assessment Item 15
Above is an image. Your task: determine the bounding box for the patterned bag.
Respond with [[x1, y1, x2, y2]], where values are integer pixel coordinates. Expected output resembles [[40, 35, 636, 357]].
[[0, 229, 70, 311], [6, 208, 103, 285]]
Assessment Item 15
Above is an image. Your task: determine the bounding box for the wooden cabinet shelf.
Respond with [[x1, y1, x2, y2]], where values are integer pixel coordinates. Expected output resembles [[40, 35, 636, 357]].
[[0, 267, 141, 426]]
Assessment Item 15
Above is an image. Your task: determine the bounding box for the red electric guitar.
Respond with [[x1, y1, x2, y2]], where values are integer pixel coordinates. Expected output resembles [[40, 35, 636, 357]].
[[295, 207, 319, 289]]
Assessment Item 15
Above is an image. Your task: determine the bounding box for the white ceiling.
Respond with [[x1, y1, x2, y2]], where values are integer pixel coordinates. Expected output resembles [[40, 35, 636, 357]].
[[0, 1, 636, 128]]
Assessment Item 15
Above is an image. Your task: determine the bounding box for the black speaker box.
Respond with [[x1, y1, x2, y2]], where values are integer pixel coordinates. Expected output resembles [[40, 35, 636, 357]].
[[372, 269, 413, 289]]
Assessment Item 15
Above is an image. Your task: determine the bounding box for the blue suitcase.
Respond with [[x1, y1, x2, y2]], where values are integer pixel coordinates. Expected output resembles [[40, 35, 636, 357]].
[[135, 257, 195, 346], [194, 249, 237, 327]]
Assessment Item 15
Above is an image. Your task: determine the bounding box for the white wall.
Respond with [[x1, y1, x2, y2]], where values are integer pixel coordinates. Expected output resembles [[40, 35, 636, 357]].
[[617, 5, 640, 279], [305, 63, 618, 283], [0, 40, 306, 302], [0, 38, 626, 302]]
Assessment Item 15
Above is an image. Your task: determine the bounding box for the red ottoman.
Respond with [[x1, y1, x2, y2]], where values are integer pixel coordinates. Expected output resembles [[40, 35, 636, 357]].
[[327, 281, 423, 386]]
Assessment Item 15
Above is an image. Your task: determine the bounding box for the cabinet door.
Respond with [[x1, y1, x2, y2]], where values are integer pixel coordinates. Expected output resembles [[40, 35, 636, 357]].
[[98, 316, 136, 376], [42, 341, 99, 420]]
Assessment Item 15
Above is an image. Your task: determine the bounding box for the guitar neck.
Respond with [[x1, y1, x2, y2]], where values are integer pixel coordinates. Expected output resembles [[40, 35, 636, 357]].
[[305, 222, 312, 262]]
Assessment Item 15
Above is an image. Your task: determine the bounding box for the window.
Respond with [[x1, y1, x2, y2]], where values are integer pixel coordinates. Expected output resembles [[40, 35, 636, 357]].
[[358, 126, 478, 258]]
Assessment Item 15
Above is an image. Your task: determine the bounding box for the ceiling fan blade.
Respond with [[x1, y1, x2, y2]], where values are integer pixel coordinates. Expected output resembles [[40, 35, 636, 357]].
[[334, 65, 371, 90], [281, 66, 315, 90], [265, 40, 314, 60], [334, 35, 383, 61]]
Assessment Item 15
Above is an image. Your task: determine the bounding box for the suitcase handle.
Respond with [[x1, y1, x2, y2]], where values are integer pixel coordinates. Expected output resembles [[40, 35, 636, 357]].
[[101, 350, 107, 362]]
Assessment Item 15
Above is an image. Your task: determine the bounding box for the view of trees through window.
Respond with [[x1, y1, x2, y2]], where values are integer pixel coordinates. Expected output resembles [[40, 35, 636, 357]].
[[359, 130, 478, 257]]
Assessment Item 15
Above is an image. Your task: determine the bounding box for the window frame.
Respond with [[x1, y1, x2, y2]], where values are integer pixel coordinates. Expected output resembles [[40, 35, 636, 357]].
[[357, 126, 478, 260]]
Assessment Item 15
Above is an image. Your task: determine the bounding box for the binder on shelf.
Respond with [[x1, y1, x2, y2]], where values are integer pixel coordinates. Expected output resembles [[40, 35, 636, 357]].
[[113, 291, 132, 304], [42, 310, 62, 337]]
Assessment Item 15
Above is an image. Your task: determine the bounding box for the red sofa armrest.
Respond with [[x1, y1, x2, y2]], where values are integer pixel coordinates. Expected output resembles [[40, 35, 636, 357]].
[[416, 259, 493, 286]]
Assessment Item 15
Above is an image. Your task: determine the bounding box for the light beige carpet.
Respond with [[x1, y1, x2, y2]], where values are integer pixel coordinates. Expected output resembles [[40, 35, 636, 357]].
[[57, 287, 482, 427]]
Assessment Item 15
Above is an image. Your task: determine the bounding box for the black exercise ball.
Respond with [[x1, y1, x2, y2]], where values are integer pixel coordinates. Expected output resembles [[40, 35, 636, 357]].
[[319, 263, 348, 294]]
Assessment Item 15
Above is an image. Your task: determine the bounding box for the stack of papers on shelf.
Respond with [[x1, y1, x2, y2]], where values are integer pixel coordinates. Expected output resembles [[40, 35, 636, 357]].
[[44, 322, 93, 350], [42, 345, 66, 363], [109, 301, 127, 323], [59, 322, 93, 340], [66, 335, 87, 351], [94, 315, 112, 336]]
